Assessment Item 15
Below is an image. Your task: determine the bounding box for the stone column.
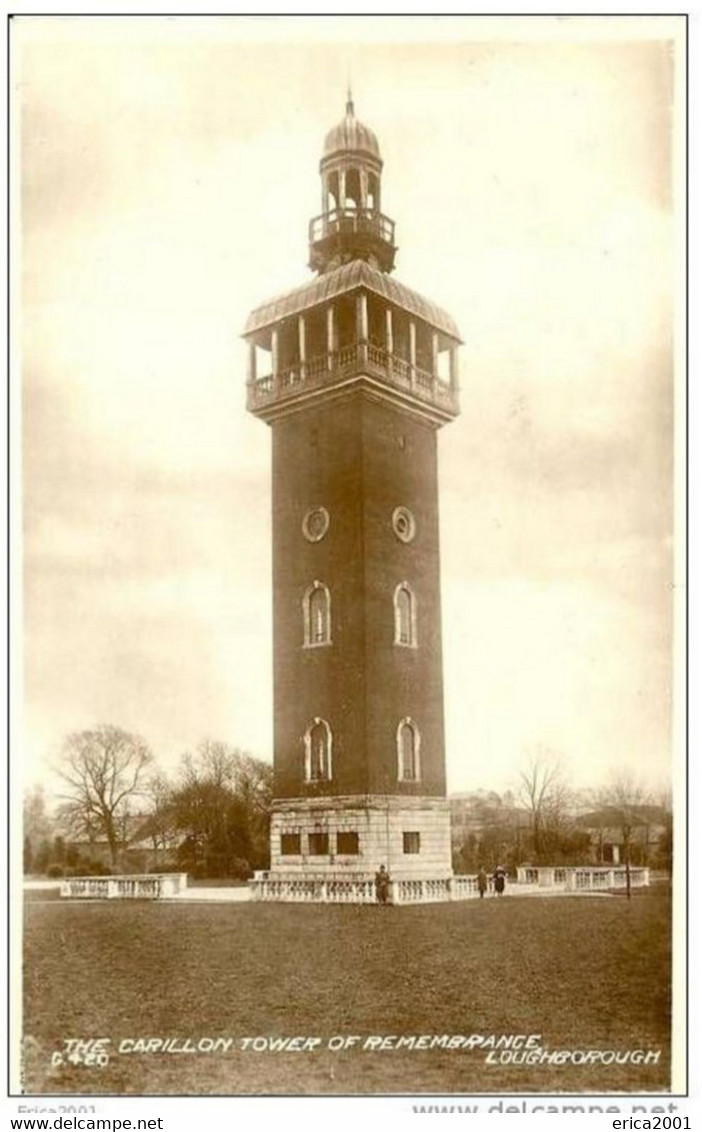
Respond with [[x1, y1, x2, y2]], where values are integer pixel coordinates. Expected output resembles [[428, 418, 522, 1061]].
[[357, 292, 368, 369], [247, 341, 257, 386], [298, 314, 307, 380], [409, 320, 417, 388], [339, 168, 346, 214], [271, 328, 279, 389], [385, 307, 394, 378], [449, 345, 458, 391], [326, 304, 336, 370], [431, 331, 440, 398], [360, 167, 368, 213], [357, 292, 369, 341]]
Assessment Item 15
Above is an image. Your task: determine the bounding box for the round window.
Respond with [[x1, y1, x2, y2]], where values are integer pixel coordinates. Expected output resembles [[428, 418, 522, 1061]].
[[392, 506, 416, 544], [302, 507, 330, 543]]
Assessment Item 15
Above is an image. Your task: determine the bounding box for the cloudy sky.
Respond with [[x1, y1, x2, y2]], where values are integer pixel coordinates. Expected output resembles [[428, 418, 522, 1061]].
[[16, 16, 682, 795]]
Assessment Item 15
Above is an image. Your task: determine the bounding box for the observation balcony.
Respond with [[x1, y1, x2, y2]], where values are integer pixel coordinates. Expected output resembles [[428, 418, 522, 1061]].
[[246, 339, 459, 426], [308, 207, 395, 246], [244, 263, 461, 427], [308, 207, 396, 273]]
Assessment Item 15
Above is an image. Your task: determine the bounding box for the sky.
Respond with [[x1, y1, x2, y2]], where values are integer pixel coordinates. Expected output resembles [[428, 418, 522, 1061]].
[[15, 15, 682, 797]]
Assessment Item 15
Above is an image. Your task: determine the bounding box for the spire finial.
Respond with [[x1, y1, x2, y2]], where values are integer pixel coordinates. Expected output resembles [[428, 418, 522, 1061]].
[[346, 76, 354, 117]]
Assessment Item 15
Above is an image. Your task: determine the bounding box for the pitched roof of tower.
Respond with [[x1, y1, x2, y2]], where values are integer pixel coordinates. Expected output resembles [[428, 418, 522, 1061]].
[[243, 259, 462, 341], [322, 94, 381, 160]]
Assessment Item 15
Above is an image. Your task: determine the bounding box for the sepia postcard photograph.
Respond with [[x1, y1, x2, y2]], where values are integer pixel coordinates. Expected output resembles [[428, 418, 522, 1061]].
[[10, 13, 687, 1103]]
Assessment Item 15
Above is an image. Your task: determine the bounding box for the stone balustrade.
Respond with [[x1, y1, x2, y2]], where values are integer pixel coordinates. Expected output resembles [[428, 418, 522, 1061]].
[[250, 866, 651, 904], [60, 874, 188, 900], [516, 866, 650, 890], [251, 876, 377, 903], [247, 343, 459, 418], [249, 872, 495, 904]]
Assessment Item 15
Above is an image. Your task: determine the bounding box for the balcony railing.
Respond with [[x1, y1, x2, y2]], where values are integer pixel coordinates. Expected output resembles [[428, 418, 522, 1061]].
[[247, 342, 459, 417], [308, 208, 395, 246]]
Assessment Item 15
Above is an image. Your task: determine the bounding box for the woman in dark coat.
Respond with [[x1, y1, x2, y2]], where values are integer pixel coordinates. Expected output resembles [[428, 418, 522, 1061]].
[[493, 865, 506, 895], [374, 864, 390, 905]]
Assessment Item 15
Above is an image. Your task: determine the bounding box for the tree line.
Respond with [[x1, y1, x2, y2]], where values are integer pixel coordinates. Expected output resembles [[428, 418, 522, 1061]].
[[23, 729, 671, 885], [24, 725, 273, 879]]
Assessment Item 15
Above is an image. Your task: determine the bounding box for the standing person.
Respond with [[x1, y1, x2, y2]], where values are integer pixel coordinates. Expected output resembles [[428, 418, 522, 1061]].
[[375, 864, 390, 905], [493, 865, 506, 896], [477, 867, 488, 898]]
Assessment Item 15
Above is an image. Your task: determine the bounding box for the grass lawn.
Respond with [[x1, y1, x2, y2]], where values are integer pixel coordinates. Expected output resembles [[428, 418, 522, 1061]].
[[22, 888, 671, 1096]]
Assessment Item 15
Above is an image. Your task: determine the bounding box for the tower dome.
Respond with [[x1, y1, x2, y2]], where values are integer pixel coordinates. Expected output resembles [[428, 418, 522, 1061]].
[[322, 94, 381, 160], [311, 93, 394, 274]]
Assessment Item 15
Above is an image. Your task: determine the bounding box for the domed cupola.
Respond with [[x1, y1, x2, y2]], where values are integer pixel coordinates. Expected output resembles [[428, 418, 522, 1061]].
[[309, 92, 397, 276], [322, 94, 381, 161]]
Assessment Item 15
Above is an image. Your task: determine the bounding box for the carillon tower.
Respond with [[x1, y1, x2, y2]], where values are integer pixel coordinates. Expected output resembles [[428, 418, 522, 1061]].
[[244, 96, 461, 894]]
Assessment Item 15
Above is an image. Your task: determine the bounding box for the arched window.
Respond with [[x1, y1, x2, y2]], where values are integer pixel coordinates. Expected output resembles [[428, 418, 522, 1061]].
[[397, 718, 420, 782], [394, 583, 417, 647], [303, 581, 331, 647], [304, 718, 332, 782]]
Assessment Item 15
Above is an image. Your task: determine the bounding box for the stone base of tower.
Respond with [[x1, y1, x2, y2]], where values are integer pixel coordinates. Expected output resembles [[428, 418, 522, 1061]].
[[249, 795, 486, 904]]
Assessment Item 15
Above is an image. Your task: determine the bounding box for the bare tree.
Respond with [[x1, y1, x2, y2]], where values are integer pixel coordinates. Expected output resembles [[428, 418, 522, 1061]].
[[54, 725, 153, 867], [596, 774, 651, 899], [517, 749, 571, 863]]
